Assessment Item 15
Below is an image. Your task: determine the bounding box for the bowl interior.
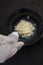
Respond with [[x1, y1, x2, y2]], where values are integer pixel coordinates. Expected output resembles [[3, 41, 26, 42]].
[[13, 15, 39, 44]]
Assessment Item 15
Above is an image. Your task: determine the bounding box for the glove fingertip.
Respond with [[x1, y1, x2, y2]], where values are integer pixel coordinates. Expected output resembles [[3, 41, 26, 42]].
[[15, 42, 24, 50]]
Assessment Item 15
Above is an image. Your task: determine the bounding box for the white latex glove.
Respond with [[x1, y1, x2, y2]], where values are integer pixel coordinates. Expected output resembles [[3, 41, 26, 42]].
[[0, 32, 24, 63]]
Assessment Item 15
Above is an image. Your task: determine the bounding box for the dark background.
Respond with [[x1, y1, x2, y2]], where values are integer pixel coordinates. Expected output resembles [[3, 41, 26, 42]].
[[0, 0, 43, 65]]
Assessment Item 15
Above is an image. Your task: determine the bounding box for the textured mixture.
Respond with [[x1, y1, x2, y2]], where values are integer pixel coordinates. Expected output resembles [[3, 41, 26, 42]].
[[15, 20, 35, 38]]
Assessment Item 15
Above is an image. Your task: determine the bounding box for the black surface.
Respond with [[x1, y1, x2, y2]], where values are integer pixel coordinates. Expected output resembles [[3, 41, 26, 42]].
[[0, 0, 43, 65]]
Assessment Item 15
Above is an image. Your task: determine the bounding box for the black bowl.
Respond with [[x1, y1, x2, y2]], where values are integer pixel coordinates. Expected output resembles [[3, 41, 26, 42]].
[[7, 9, 43, 46]]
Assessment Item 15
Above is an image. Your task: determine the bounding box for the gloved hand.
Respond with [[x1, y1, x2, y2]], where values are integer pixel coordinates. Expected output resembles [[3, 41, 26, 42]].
[[0, 32, 24, 63]]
